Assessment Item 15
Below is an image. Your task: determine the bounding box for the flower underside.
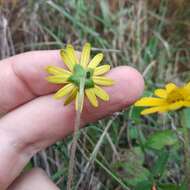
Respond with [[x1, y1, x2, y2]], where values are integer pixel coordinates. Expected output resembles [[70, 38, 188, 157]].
[[135, 82, 190, 115], [46, 43, 114, 110], [68, 64, 94, 89]]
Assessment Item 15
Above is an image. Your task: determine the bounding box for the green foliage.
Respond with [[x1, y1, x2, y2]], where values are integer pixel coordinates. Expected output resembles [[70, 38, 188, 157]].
[[158, 183, 187, 190], [181, 108, 190, 129], [134, 180, 153, 190], [145, 130, 180, 150], [151, 149, 169, 178], [113, 147, 151, 187]]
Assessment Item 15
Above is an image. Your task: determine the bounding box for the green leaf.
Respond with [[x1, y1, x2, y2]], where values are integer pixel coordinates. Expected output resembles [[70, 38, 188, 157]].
[[99, 0, 112, 27], [134, 180, 153, 190], [145, 130, 179, 150], [130, 106, 143, 121], [181, 108, 190, 129], [128, 125, 138, 140], [179, 181, 188, 190], [158, 184, 182, 190], [113, 147, 150, 186], [152, 149, 169, 178]]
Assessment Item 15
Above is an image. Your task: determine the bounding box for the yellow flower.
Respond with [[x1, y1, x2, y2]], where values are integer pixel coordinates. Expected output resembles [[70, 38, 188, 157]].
[[46, 43, 114, 110], [135, 82, 190, 115]]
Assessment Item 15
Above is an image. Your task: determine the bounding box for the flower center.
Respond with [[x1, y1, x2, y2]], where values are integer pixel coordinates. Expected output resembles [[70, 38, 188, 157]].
[[68, 64, 94, 88], [166, 88, 184, 103]]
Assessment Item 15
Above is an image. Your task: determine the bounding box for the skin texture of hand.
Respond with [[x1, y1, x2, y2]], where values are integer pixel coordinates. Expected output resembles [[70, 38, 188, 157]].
[[0, 51, 144, 190]]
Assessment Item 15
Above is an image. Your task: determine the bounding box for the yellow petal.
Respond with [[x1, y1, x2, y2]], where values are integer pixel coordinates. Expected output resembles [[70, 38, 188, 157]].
[[75, 92, 84, 111], [46, 66, 71, 75], [88, 53, 104, 69], [93, 76, 114, 86], [135, 97, 166, 107], [94, 85, 109, 101], [165, 83, 177, 93], [54, 83, 75, 99], [180, 88, 190, 98], [94, 65, 110, 76], [60, 49, 74, 71], [182, 83, 190, 97], [141, 106, 168, 115], [168, 101, 184, 111], [154, 89, 167, 98], [64, 87, 78, 105], [184, 82, 190, 90], [46, 75, 69, 84], [85, 88, 98, 107], [183, 101, 190, 107], [66, 44, 79, 65], [80, 43, 91, 68]]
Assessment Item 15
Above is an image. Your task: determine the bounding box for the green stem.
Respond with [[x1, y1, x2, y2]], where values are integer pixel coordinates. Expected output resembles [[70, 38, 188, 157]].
[[183, 128, 190, 188], [67, 76, 85, 190], [181, 109, 190, 188]]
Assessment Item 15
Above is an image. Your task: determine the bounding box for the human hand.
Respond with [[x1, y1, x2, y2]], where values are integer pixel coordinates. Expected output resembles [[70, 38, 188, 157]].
[[0, 51, 144, 190]]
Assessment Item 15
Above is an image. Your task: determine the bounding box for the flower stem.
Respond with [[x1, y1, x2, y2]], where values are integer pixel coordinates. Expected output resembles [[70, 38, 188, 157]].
[[181, 109, 190, 188], [67, 76, 85, 190], [183, 128, 190, 188]]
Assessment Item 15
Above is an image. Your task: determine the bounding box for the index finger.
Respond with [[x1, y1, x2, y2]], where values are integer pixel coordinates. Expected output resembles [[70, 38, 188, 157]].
[[0, 50, 63, 113]]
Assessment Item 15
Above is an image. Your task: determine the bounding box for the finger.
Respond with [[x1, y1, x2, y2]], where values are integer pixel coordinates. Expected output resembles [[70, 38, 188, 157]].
[[0, 50, 63, 113], [0, 66, 144, 189], [8, 168, 59, 190]]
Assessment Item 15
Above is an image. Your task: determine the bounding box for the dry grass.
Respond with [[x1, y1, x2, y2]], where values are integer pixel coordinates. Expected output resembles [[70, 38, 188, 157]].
[[1, 0, 190, 189]]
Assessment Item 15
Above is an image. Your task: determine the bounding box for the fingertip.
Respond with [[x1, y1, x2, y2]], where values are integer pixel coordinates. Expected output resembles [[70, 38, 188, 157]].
[[107, 66, 144, 105], [82, 66, 144, 123]]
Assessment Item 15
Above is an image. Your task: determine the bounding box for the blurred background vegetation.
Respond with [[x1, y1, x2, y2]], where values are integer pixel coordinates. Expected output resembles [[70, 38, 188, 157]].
[[0, 0, 190, 189]]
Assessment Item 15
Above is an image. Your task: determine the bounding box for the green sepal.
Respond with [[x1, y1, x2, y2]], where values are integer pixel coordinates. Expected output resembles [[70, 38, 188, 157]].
[[68, 64, 94, 89]]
